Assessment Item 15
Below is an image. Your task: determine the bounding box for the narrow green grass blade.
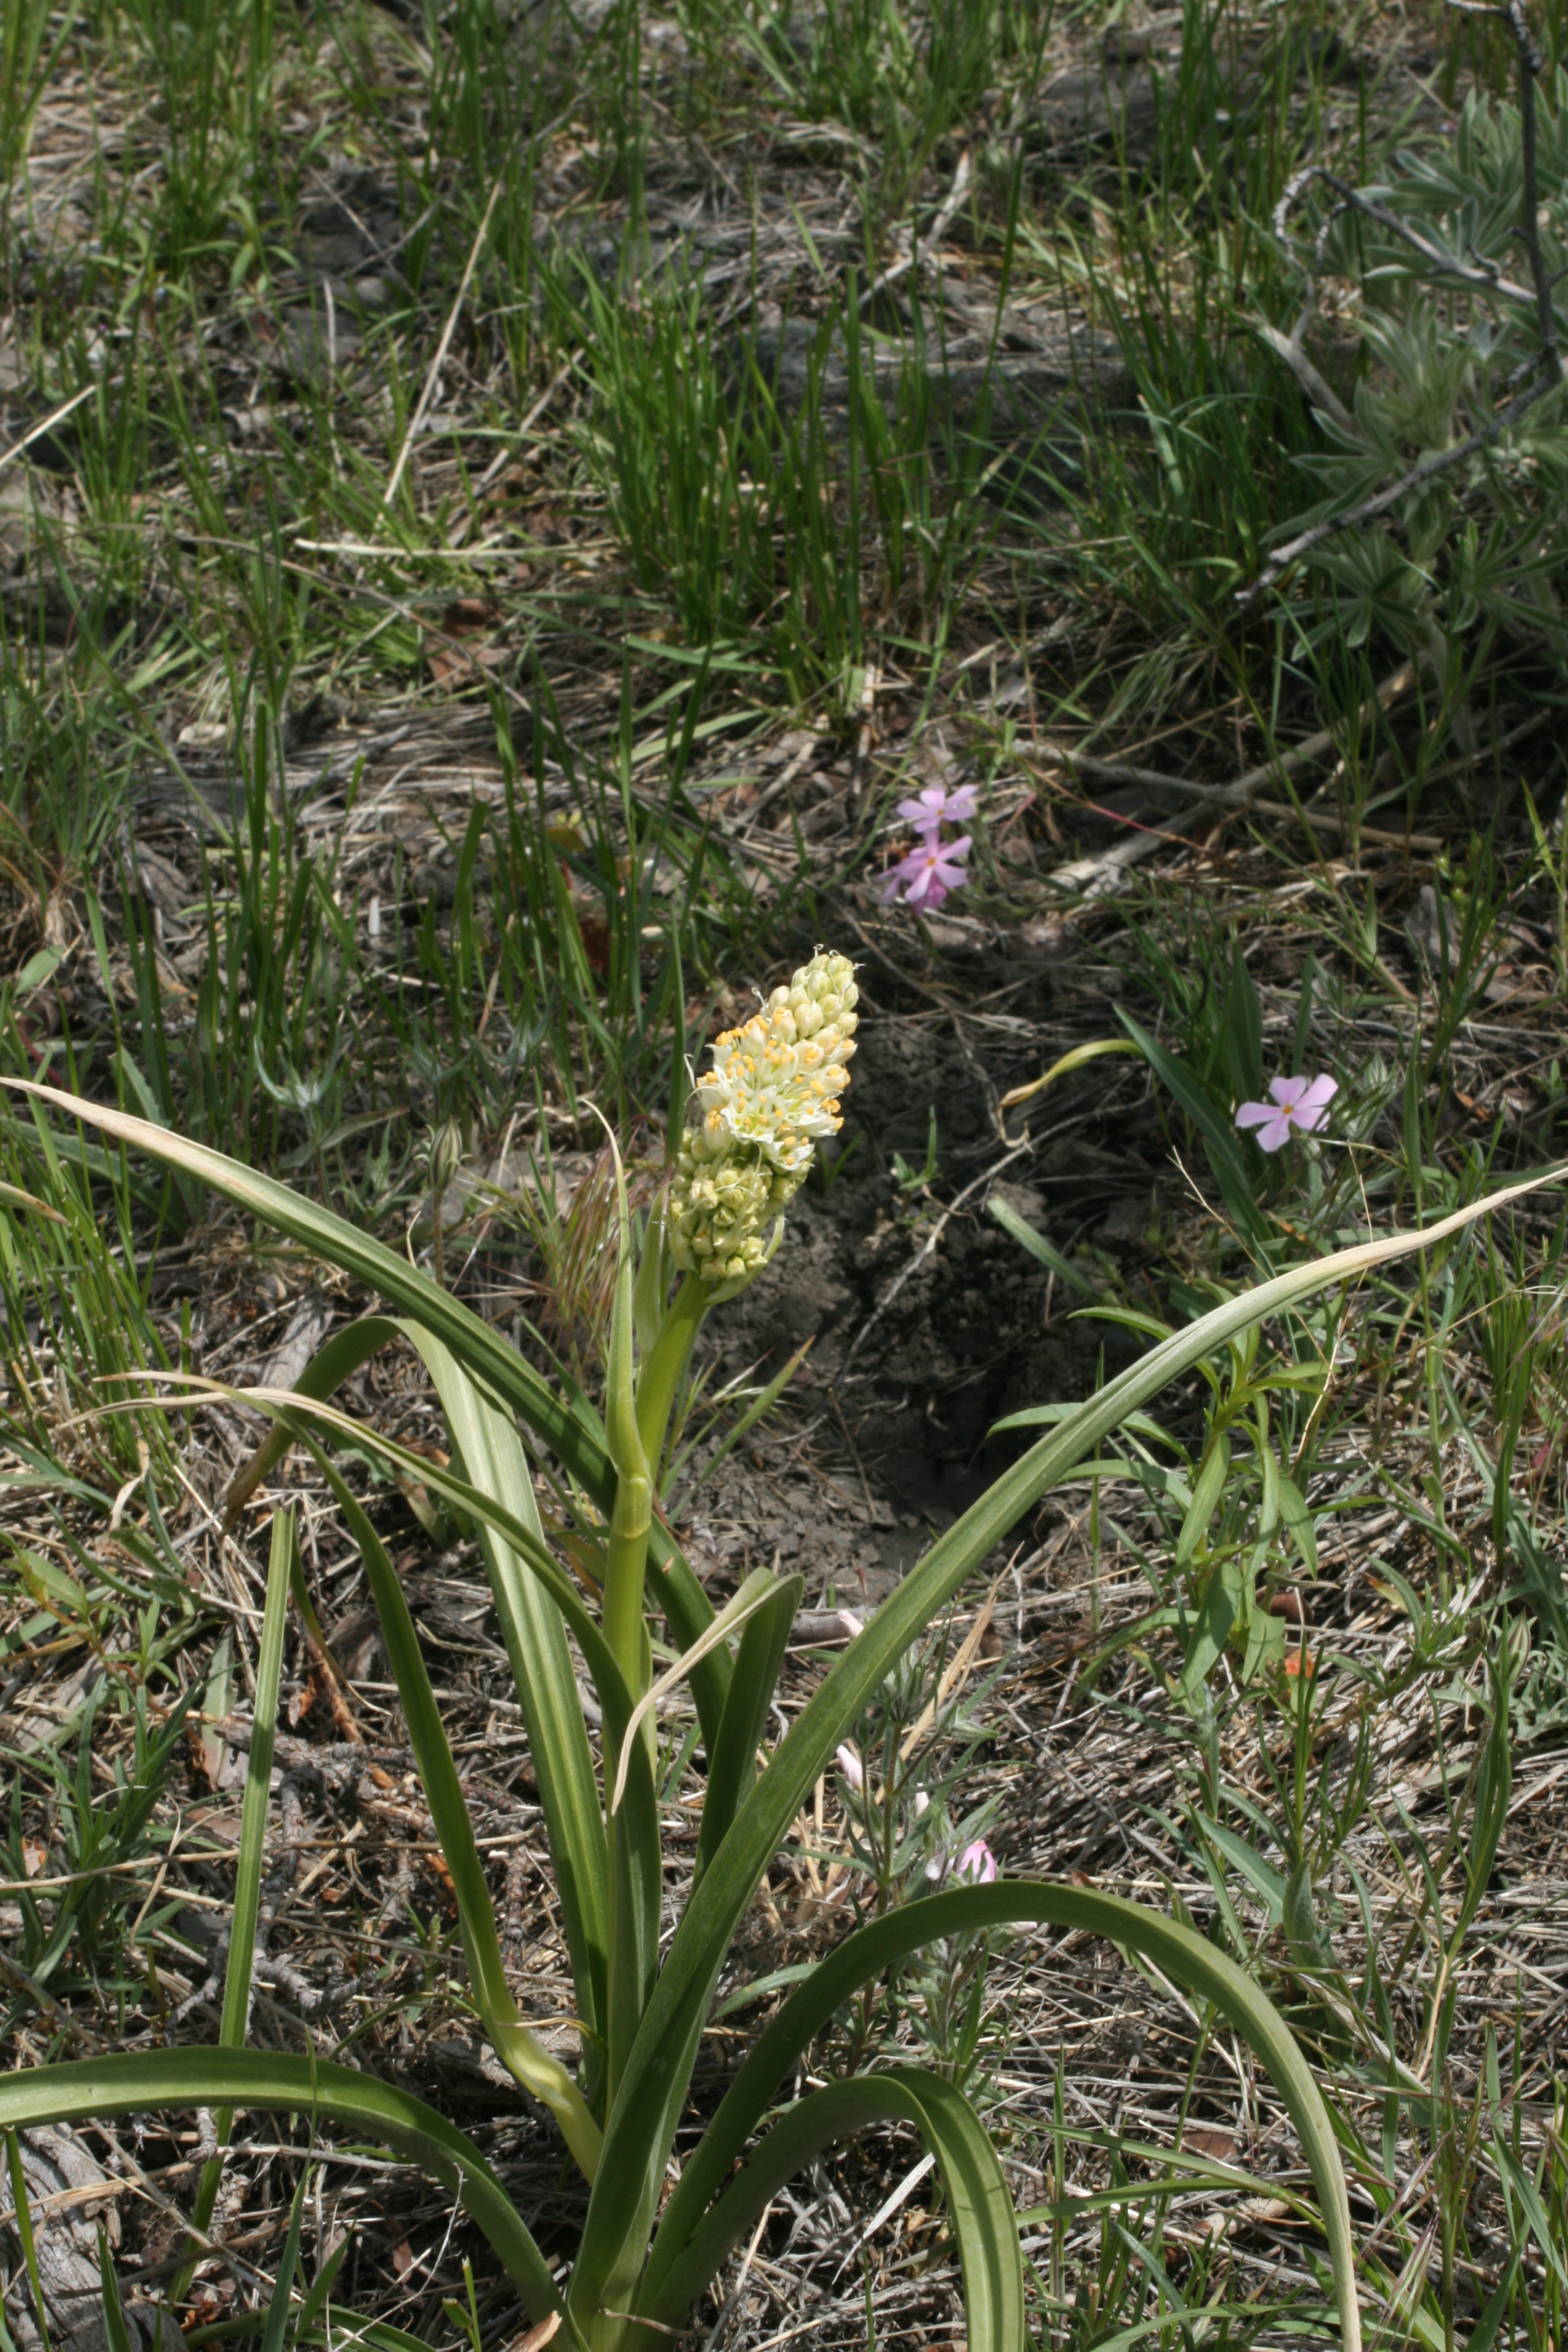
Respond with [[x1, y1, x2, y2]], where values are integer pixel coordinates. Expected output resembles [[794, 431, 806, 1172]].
[[398, 1327, 610, 2082], [309, 1446, 602, 2181], [987, 1197, 1096, 1295], [5, 2132, 53, 2352], [260, 2167, 310, 2352], [585, 1169, 1568, 2343], [2, 1085, 730, 1744], [1117, 1007, 1272, 1251], [0, 2052, 577, 2347], [95, 2221, 134, 2352], [645, 2069, 1022, 2351], [662, 1339, 811, 1499], [295, 2236, 350, 2336], [218, 1510, 292, 2054], [181, 1508, 295, 2284]]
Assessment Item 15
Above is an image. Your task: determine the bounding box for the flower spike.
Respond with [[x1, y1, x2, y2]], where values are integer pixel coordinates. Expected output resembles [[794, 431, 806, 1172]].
[[666, 950, 858, 1285]]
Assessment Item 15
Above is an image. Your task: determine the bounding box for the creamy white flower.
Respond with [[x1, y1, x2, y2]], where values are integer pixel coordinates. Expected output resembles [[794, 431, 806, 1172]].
[[667, 950, 858, 1281], [695, 950, 858, 1176]]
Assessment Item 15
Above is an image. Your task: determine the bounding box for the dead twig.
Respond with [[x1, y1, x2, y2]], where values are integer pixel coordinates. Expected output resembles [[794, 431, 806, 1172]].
[[1241, 367, 1563, 606], [1042, 658, 1439, 886], [858, 146, 973, 313]]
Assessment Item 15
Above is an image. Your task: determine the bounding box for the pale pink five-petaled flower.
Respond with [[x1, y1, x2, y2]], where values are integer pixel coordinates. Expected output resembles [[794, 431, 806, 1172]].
[[898, 782, 979, 835], [881, 832, 972, 912], [884, 778, 978, 910], [1235, 1074, 1338, 1154]]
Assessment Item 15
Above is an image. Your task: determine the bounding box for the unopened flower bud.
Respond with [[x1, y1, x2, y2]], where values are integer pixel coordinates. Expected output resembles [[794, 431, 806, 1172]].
[[957, 1838, 998, 1884], [428, 1118, 463, 1198]]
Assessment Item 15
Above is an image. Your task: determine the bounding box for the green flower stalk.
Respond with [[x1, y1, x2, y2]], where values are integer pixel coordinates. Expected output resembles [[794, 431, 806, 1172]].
[[609, 953, 861, 1601], [627, 950, 859, 1494], [595, 953, 858, 2119]]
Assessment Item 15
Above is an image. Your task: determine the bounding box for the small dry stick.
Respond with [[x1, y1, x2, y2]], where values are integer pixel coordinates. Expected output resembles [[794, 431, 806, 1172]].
[[1042, 656, 1439, 876], [860, 145, 973, 312], [1454, 0, 1563, 368]]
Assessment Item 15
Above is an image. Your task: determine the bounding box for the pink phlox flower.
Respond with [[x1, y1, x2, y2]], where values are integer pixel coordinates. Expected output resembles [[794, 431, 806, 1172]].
[[897, 781, 979, 835], [956, 1838, 998, 1884], [1235, 1073, 1338, 1154], [882, 832, 972, 912], [835, 1743, 864, 1792]]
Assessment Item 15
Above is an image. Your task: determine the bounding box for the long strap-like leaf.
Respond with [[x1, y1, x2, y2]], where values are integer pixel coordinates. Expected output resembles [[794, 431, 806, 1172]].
[[643, 1881, 1356, 2333], [310, 1443, 603, 2180], [402, 1327, 611, 2082], [0, 2051, 581, 2349], [2, 1083, 731, 1745], [642, 2069, 1024, 2352], [692, 1576, 800, 1889], [579, 1169, 1568, 2343]]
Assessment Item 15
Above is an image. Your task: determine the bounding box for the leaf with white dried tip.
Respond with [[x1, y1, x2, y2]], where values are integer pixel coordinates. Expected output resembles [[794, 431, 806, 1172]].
[[610, 1568, 791, 1814]]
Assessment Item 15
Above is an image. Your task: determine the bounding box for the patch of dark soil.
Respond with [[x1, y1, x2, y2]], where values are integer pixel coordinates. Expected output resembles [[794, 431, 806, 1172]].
[[680, 984, 1164, 1608]]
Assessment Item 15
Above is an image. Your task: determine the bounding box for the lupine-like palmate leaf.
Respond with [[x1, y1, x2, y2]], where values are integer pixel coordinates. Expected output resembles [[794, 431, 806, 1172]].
[[7, 1074, 1561, 2352]]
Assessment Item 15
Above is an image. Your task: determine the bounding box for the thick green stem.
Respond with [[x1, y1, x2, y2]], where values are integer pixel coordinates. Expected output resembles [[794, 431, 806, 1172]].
[[635, 1273, 711, 1481], [603, 1275, 708, 1700], [601, 1470, 653, 1694], [599, 1270, 713, 2116], [602, 1184, 655, 1699]]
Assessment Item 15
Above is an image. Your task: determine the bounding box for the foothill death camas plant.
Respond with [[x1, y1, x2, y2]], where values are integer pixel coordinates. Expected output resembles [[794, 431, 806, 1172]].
[[10, 950, 1563, 2351]]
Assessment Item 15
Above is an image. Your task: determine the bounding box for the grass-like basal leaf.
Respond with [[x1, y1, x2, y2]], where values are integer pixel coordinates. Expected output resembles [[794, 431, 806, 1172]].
[[651, 2069, 1024, 2352], [309, 1442, 602, 2178], [400, 1325, 612, 2113], [0, 2051, 576, 2345], [179, 1506, 295, 2290]]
